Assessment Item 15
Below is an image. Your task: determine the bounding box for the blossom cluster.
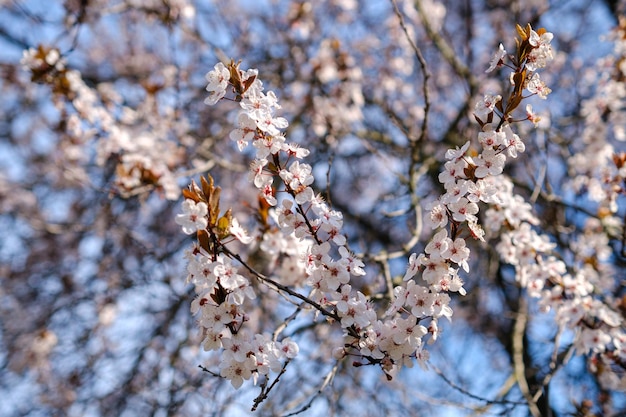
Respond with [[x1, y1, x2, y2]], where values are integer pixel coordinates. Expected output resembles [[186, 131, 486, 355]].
[[568, 19, 626, 214], [199, 56, 518, 378], [187, 60, 384, 384], [21, 46, 185, 200], [385, 25, 558, 360], [181, 24, 546, 387], [177, 23, 622, 394], [478, 22, 626, 391], [559, 19, 626, 389], [186, 59, 451, 382], [489, 174, 626, 389], [187, 250, 298, 389], [175, 172, 301, 388], [184, 28, 534, 384]]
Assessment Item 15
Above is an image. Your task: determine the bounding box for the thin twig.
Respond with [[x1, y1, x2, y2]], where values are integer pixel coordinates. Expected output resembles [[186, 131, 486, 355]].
[[273, 304, 303, 341], [512, 298, 542, 417], [413, 0, 478, 90], [282, 363, 339, 417], [378, 257, 395, 303], [432, 364, 527, 406], [325, 151, 335, 207], [532, 327, 575, 404], [198, 364, 221, 378], [370, 161, 428, 262], [470, 374, 517, 416], [390, 0, 430, 264], [251, 359, 292, 411], [390, 0, 431, 144]]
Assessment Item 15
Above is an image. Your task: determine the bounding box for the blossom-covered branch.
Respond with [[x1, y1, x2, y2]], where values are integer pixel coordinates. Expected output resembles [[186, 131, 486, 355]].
[[173, 24, 615, 405]]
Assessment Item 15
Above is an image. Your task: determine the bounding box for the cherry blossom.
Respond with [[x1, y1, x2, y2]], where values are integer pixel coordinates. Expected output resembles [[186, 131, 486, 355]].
[[525, 72, 552, 99], [486, 43, 507, 73], [230, 112, 258, 150], [175, 200, 209, 234], [205, 62, 230, 105], [448, 197, 479, 222], [474, 148, 506, 178], [473, 93, 502, 119]]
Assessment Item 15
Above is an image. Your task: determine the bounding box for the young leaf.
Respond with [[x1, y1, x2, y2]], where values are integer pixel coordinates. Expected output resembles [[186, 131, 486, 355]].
[[209, 186, 222, 225], [201, 175, 214, 201]]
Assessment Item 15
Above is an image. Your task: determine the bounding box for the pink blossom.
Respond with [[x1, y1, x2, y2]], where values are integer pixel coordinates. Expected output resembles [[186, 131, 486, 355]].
[[485, 43, 507, 73], [175, 200, 208, 234]]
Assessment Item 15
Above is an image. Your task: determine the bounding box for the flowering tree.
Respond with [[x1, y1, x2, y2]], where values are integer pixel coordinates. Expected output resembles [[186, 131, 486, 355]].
[[1, 1, 625, 416]]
